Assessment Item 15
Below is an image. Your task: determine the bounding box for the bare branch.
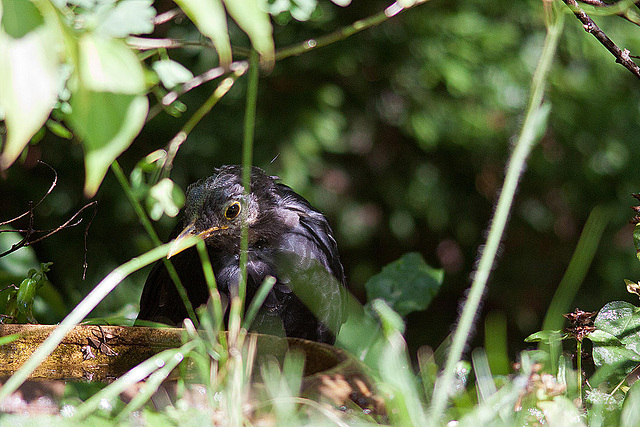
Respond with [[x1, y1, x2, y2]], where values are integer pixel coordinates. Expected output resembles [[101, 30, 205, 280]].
[[153, 8, 184, 26], [563, 0, 640, 79], [0, 161, 57, 227], [0, 163, 98, 278]]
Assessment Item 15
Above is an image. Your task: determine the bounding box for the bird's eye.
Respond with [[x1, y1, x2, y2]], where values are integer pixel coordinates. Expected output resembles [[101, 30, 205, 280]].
[[224, 201, 241, 220]]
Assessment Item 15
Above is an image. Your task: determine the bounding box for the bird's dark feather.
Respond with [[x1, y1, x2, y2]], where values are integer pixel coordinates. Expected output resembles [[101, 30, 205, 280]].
[[138, 165, 346, 344]]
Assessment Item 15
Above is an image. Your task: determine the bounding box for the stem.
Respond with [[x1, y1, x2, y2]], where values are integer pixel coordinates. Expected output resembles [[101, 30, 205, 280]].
[[428, 5, 564, 423], [111, 161, 198, 325], [196, 240, 224, 329], [161, 71, 244, 178], [275, 0, 429, 61], [111, 161, 162, 246], [577, 339, 583, 405], [238, 50, 260, 310]]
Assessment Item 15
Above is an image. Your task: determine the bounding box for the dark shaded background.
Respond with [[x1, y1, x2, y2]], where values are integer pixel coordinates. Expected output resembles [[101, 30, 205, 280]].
[[2, 0, 640, 360]]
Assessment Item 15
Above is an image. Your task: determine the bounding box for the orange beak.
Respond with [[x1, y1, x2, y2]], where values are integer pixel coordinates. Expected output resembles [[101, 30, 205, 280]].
[[167, 220, 229, 258]]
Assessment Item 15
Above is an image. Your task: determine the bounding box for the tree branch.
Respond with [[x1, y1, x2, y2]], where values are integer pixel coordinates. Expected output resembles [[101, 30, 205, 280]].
[[563, 0, 640, 79]]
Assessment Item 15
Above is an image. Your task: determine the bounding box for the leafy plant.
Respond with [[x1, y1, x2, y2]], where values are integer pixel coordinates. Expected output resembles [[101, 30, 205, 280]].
[[6, 0, 640, 426]]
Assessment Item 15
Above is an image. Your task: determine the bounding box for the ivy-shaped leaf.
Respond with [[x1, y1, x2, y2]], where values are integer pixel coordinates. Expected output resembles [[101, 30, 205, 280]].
[[365, 252, 444, 316], [591, 301, 640, 383]]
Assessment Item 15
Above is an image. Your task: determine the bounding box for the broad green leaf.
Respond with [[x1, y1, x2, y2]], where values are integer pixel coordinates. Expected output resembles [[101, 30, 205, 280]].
[[1, 0, 44, 38], [594, 301, 640, 344], [223, 0, 274, 66], [68, 33, 148, 195], [587, 328, 622, 345], [68, 91, 148, 196], [537, 396, 585, 426], [365, 252, 444, 316], [622, 381, 640, 427], [524, 329, 566, 343], [591, 301, 640, 382], [95, 0, 156, 37], [0, 24, 59, 169], [152, 59, 194, 89], [76, 33, 145, 94], [174, 0, 232, 67]]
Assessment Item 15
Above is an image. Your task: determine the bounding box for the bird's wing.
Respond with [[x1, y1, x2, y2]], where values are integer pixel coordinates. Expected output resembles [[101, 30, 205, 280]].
[[272, 183, 347, 339], [275, 183, 346, 285]]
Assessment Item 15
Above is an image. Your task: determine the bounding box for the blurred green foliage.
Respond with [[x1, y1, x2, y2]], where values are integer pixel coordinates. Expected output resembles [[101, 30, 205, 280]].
[[2, 0, 640, 360]]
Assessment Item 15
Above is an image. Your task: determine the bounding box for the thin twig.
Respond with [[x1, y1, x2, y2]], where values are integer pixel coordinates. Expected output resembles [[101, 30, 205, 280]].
[[563, 0, 640, 78], [153, 8, 184, 26], [0, 161, 57, 227], [26, 202, 97, 247], [146, 61, 248, 122], [146, 0, 428, 113], [126, 37, 205, 51], [274, 0, 429, 61], [160, 66, 247, 178], [0, 201, 98, 273], [162, 61, 248, 106]]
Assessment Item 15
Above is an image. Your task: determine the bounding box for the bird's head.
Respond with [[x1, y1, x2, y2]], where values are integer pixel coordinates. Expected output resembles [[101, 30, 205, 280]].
[[167, 166, 271, 258]]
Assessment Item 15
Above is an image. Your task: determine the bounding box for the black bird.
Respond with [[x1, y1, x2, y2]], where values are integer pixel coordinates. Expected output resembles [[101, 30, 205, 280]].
[[138, 165, 346, 344]]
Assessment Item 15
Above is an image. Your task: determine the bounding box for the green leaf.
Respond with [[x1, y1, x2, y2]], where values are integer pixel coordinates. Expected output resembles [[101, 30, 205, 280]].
[[68, 91, 148, 196], [372, 298, 405, 335], [586, 328, 622, 345], [524, 329, 566, 343], [622, 381, 640, 427], [174, 0, 232, 67], [152, 59, 194, 89], [591, 301, 640, 381], [95, 0, 156, 38], [76, 33, 145, 94], [365, 252, 444, 316], [0, 22, 60, 169], [223, 0, 274, 66], [1, 0, 44, 39], [537, 396, 585, 426], [594, 301, 640, 342], [67, 33, 148, 195]]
